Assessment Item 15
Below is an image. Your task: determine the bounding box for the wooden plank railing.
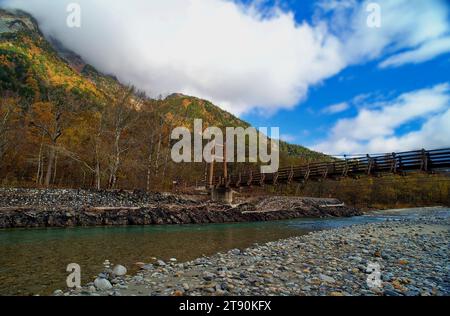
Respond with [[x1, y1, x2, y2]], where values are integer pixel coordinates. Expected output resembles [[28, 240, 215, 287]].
[[210, 148, 450, 188]]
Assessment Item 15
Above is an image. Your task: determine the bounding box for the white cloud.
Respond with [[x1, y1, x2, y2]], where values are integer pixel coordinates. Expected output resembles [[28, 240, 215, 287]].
[[323, 0, 450, 66], [374, 108, 450, 151], [1, 0, 450, 115], [380, 37, 450, 68], [313, 83, 450, 154], [322, 102, 349, 114], [2, 0, 345, 115]]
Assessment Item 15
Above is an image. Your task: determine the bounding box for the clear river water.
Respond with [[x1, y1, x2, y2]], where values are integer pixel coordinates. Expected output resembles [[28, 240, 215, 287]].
[[0, 207, 448, 296]]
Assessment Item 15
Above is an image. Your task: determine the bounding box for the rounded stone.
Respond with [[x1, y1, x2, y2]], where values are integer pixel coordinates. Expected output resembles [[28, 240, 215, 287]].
[[113, 264, 127, 276], [94, 277, 113, 290]]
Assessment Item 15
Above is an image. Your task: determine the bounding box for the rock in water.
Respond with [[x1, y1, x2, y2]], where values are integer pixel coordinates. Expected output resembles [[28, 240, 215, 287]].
[[113, 265, 127, 276], [94, 278, 113, 290]]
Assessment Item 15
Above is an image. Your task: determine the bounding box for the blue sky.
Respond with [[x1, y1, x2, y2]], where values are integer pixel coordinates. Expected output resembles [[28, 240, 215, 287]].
[[243, 52, 450, 153], [241, 0, 450, 154], [2, 0, 450, 155]]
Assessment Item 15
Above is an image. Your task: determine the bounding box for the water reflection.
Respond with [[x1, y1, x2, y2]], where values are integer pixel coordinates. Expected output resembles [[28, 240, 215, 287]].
[[0, 222, 306, 295]]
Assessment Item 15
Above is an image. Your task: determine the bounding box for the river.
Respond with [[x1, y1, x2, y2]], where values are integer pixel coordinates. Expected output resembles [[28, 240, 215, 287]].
[[0, 207, 447, 296]]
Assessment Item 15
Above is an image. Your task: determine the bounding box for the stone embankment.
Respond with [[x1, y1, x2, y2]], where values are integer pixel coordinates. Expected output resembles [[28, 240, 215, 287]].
[[0, 189, 360, 228]]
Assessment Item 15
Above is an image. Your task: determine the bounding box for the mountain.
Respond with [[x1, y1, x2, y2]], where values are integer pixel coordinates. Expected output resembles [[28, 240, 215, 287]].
[[156, 93, 330, 161], [0, 10, 105, 103], [0, 9, 329, 190]]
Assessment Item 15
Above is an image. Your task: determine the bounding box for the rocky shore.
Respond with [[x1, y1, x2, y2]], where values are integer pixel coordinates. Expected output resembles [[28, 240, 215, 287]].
[[0, 189, 360, 228], [57, 210, 449, 296]]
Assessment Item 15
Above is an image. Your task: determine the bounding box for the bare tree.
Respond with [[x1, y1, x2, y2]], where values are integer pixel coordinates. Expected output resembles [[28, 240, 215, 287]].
[[29, 108, 63, 187], [27, 88, 80, 187], [106, 87, 141, 189], [154, 118, 164, 177], [162, 123, 173, 181], [35, 131, 45, 185], [146, 132, 155, 191]]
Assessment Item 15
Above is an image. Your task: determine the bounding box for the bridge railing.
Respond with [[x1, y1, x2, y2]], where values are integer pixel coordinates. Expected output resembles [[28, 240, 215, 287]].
[[210, 148, 450, 188]]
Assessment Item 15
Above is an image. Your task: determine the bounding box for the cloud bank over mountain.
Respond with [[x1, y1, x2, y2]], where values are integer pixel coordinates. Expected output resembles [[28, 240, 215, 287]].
[[2, 0, 449, 116]]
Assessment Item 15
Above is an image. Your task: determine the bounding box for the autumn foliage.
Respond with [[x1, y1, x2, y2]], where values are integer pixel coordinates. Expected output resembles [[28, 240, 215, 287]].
[[1, 10, 447, 208]]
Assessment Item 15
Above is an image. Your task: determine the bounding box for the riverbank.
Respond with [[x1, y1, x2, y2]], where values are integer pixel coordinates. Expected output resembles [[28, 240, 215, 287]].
[[0, 189, 360, 228], [59, 209, 449, 296]]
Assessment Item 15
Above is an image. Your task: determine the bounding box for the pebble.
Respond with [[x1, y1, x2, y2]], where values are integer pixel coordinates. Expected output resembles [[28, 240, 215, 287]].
[[203, 271, 216, 281], [319, 274, 336, 284]]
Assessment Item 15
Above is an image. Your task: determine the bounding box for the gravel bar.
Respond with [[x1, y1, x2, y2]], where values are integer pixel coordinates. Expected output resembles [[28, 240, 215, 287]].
[[57, 210, 449, 297]]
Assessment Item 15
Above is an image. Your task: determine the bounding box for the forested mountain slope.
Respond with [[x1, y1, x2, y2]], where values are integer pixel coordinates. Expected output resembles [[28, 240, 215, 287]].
[[0, 9, 328, 190]]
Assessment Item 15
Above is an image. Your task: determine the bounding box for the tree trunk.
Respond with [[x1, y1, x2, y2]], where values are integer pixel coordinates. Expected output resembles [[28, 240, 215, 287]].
[[161, 124, 173, 183], [146, 137, 154, 192], [204, 162, 208, 187], [0, 107, 11, 167], [108, 132, 121, 189], [95, 140, 101, 190], [39, 159, 44, 185], [52, 152, 58, 185], [154, 130, 162, 177], [162, 148, 170, 181], [45, 145, 55, 187], [36, 132, 44, 185]]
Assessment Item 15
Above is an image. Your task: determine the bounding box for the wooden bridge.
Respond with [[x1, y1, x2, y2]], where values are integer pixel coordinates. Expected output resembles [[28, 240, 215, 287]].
[[210, 148, 450, 189]]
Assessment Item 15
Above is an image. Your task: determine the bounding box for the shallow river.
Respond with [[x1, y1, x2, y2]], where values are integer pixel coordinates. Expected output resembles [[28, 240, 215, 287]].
[[0, 207, 448, 296]]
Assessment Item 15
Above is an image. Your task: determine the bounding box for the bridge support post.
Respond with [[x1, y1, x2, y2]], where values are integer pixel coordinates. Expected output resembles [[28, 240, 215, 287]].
[[211, 187, 234, 204]]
